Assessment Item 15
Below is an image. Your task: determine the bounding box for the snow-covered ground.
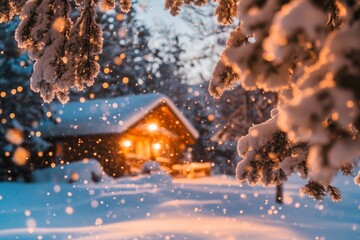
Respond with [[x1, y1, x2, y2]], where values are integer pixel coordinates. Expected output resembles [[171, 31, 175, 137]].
[[0, 161, 359, 240]]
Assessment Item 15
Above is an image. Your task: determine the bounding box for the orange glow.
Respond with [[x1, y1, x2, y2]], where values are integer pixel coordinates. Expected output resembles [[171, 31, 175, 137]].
[[12, 147, 30, 166], [153, 143, 161, 150], [336, 1, 347, 17], [319, 73, 335, 88], [346, 100, 354, 108], [116, 13, 125, 21], [207, 114, 215, 122], [148, 123, 158, 131], [331, 112, 339, 121], [114, 57, 123, 65], [122, 140, 132, 147], [53, 17, 66, 33], [5, 128, 24, 145], [104, 67, 110, 74], [61, 57, 68, 64], [103, 82, 109, 89]]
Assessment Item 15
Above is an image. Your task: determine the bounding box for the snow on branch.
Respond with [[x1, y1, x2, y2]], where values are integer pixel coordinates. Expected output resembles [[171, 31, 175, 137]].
[[66, 0, 103, 94], [99, 0, 115, 11], [0, 0, 27, 23], [31, 0, 73, 103], [119, 0, 131, 13], [1, 0, 241, 103], [210, 0, 360, 201], [214, 0, 239, 25], [12, 0, 103, 103], [236, 112, 308, 187], [165, 0, 209, 17], [355, 171, 360, 187]]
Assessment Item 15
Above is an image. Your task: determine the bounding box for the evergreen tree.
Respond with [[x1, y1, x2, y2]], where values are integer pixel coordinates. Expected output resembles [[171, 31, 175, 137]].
[[77, 4, 157, 99], [0, 20, 49, 181], [154, 34, 188, 105], [185, 84, 217, 163], [215, 88, 277, 141]]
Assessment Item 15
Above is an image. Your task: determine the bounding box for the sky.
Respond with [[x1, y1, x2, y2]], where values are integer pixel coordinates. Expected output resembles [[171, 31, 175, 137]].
[[133, 0, 231, 84]]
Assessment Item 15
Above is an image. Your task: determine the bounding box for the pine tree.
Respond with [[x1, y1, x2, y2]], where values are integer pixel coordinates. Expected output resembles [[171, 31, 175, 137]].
[[185, 84, 216, 162], [215, 87, 277, 141], [154, 34, 188, 104], [0, 20, 49, 181]]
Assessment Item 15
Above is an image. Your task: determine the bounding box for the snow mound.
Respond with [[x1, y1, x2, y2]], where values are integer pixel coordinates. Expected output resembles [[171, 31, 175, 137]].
[[141, 161, 162, 175], [33, 159, 110, 183]]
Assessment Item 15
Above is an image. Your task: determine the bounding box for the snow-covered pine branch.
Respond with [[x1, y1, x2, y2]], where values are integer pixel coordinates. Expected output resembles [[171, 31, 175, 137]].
[[236, 110, 308, 185], [30, 0, 73, 103], [2, 0, 102, 103], [66, 0, 102, 95], [214, 0, 239, 25], [355, 171, 360, 187], [0, 0, 240, 103], [210, 0, 360, 201], [165, 0, 209, 17], [0, 0, 27, 23], [99, 0, 115, 11], [119, 0, 132, 13]]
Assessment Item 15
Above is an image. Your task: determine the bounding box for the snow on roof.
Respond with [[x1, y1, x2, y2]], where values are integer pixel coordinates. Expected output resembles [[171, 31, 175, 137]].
[[38, 93, 199, 139]]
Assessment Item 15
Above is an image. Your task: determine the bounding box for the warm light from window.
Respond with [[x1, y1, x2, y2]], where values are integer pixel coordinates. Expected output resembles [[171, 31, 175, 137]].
[[122, 140, 132, 147], [153, 143, 161, 150], [148, 123, 158, 131]]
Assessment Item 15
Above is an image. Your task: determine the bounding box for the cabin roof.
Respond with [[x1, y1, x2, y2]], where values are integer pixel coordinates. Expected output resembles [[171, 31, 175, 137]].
[[38, 93, 199, 139]]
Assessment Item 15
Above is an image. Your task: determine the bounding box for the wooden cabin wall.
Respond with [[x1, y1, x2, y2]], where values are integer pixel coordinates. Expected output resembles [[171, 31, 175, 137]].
[[61, 134, 126, 177], [31, 102, 197, 177], [33, 134, 127, 177]]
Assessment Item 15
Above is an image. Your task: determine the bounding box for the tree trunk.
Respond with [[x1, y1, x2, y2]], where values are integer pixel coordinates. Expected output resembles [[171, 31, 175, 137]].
[[276, 183, 283, 204]]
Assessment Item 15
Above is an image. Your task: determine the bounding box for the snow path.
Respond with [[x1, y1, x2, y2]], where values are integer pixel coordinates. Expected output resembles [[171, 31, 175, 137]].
[[0, 174, 359, 240], [0, 217, 303, 240]]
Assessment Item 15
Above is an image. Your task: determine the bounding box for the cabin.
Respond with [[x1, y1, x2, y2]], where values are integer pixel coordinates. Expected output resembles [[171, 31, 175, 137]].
[[36, 93, 199, 177]]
